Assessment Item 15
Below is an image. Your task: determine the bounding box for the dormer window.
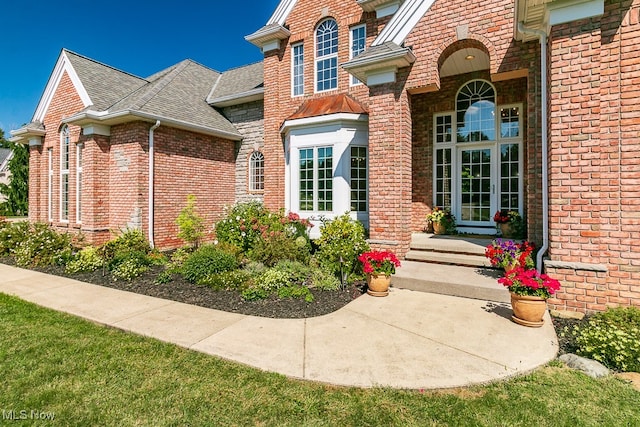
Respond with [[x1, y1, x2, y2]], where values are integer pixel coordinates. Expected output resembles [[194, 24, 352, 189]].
[[315, 19, 338, 92]]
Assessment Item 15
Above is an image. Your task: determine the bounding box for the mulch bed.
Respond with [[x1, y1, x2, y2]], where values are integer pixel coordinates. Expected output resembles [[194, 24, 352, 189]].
[[8, 260, 365, 319]]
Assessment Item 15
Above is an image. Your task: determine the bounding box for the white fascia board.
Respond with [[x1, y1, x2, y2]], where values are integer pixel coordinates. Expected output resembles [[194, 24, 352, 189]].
[[281, 113, 369, 135], [267, 0, 298, 25], [547, 0, 604, 26], [373, 0, 436, 46], [208, 88, 265, 108], [33, 51, 92, 123], [64, 110, 243, 141]]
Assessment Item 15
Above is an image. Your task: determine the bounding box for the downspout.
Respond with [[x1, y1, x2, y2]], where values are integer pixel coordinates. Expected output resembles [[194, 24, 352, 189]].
[[518, 22, 548, 273], [148, 120, 161, 248]]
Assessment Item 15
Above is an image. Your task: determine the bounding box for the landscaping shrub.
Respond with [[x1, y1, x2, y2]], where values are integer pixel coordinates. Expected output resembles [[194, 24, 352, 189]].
[[248, 231, 309, 266], [176, 194, 205, 248], [65, 246, 104, 274], [571, 307, 640, 372], [214, 201, 273, 252], [273, 260, 312, 284], [0, 220, 30, 257], [310, 267, 341, 291], [315, 213, 370, 284], [111, 251, 150, 282], [240, 263, 315, 302], [243, 261, 267, 276], [277, 284, 313, 302], [12, 222, 73, 267], [100, 229, 151, 262], [181, 244, 238, 284], [197, 270, 252, 290]]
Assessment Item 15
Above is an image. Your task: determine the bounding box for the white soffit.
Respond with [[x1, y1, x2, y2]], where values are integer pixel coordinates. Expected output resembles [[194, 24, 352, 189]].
[[440, 48, 490, 78]]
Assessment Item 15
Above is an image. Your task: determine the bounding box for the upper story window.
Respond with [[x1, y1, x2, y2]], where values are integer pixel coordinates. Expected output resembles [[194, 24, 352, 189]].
[[350, 25, 366, 86], [315, 19, 338, 92], [249, 151, 264, 192], [292, 43, 304, 97]]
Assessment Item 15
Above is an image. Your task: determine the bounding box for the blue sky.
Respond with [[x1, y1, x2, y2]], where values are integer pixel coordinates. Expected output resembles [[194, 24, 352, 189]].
[[0, 0, 279, 134]]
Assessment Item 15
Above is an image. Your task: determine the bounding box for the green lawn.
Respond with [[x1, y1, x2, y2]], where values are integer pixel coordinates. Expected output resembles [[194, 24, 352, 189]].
[[1, 293, 638, 426]]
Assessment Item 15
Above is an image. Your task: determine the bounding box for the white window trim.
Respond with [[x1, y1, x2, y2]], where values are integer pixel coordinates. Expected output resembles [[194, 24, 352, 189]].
[[249, 150, 264, 192], [297, 146, 334, 213], [291, 43, 304, 97], [349, 145, 369, 212], [76, 142, 83, 224], [350, 24, 366, 86], [47, 148, 53, 222], [315, 18, 339, 93], [60, 126, 69, 223]]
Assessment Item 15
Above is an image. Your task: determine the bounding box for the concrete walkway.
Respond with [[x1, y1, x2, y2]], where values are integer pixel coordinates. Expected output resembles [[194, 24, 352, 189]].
[[0, 263, 558, 389]]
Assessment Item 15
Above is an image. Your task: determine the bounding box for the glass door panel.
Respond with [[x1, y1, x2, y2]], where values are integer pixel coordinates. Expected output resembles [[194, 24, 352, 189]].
[[458, 147, 494, 225]]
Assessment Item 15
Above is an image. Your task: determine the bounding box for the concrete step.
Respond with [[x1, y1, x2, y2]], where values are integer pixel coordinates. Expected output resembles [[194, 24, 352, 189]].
[[410, 233, 493, 256], [391, 260, 510, 303], [405, 249, 492, 268]]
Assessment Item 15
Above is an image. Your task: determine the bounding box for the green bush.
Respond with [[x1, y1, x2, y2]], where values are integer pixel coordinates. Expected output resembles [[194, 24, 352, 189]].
[[65, 246, 104, 274], [241, 285, 269, 301], [111, 252, 150, 282], [100, 229, 151, 262], [176, 194, 205, 248], [182, 245, 238, 284], [214, 201, 273, 252], [277, 285, 314, 302], [310, 267, 341, 291], [249, 231, 310, 266], [197, 270, 252, 290], [243, 261, 267, 276], [315, 213, 370, 284], [273, 260, 312, 284], [154, 270, 173, 285], [0, 221, 31, 257], [13, 223, 73, 267], [571, 307, 640, 372]]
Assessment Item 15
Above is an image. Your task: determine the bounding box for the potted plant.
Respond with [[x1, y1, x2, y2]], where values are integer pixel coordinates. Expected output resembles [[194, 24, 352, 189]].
[[485, 239, 534, 272], [493, 210, 524, 239], [499, 267, 562, 327], [358, 250, 401, 297], [426, 207, 456, 235]]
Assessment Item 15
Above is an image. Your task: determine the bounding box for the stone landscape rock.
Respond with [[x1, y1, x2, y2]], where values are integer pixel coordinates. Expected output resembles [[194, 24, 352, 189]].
[[559, 354, 610, 378]]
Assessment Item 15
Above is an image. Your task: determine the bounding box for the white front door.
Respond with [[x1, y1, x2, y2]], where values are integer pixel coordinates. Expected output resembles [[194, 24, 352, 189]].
[[457, 146, 496, 227]]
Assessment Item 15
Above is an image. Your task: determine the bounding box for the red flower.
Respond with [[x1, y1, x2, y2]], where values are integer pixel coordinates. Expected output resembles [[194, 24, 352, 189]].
[[358, 250, 401, 275]]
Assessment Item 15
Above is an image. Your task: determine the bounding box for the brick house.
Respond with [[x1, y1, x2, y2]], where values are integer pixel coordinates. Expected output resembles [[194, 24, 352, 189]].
[[12, 0, 640, 312], [11, 50, 264, 248]]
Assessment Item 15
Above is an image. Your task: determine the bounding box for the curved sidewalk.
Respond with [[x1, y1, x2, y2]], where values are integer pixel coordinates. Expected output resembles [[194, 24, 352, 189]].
[[0, 264, 558, 389]]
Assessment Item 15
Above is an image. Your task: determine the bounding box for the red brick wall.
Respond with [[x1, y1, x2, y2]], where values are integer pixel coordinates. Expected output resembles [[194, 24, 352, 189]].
[[546, 0, 640, 312]]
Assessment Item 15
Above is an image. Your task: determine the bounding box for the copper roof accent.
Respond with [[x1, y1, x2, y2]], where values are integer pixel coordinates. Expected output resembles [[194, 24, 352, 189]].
[[286, 94, 368, 121]]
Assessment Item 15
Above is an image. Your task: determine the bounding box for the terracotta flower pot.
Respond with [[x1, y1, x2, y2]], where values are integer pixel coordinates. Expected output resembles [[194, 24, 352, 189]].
[[510, 292, 547, 327], [433, 222, 447, 235], [500, 223, 514, 238], [367, 273, 391, 297]]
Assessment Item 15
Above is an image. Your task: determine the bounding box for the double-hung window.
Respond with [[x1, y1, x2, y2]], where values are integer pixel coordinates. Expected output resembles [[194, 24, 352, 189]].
[[315, 19, 338, 92], [60, 125, 70, 222], [292, 43, 304, 96], [299, 147, 333, 212], [350, 25, 366, 86], [76, 143, 83, 224]]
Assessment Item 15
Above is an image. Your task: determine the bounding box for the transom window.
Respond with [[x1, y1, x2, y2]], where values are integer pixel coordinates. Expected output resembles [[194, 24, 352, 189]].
[[292, 43, 304, 96], [350, 25, 366, 85], [315, 19, 338, 92], [456, 80, 496, 142], [249, 151, 264, 192], [60, 125, 70, 222]]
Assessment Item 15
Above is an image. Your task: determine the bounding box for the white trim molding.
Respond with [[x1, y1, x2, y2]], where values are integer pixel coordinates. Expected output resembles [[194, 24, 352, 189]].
[[33, 50, 92, 123]]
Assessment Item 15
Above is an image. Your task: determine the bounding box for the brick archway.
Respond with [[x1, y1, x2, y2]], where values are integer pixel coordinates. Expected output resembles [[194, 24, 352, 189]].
[[429, 35, 497, 89]]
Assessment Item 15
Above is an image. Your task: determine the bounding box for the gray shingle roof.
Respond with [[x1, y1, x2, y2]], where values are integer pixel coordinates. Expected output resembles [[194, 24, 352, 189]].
[[108, 60, 239, 137], [0, 148, 12, 166], [207, 62, 264, 103], [64, 50, 147, 111]]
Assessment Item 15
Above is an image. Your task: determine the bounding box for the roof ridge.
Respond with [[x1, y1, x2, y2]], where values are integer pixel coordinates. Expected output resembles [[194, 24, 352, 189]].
[[221, 60, 263, 73], [62, 48, 145, 81], [128, 60, 192, 111]]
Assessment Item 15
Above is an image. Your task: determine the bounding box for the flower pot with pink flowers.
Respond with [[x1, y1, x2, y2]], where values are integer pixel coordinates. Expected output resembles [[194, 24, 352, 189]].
[[499, 267, 562, 327], [358, 250, 401, 297]]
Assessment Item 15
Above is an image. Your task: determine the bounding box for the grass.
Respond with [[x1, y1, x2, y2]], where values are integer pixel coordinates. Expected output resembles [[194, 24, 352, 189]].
[[1, 293, 639, 426]]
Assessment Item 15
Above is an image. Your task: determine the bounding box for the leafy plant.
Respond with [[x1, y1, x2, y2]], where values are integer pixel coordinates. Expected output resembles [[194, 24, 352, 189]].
[[571, 307, 640, 372], [0, 220, 31, 256], [310, 267, 341, 291], [498, 267, 561, 298], [154, 270, 173, 285], [426, 207, 456, 233], [65, 246, 104, 274], [214, 201, 273, 252], [315, 213, 370, 284], [176, 194, 205, 248], [12, 222, 73, 267], [277, 285, 314, 303], [248, 231, 309, 267], [100, 229, 151, 263], [358, 250, 401, 275], [111, 252, 149, 281], [181, 245, 238, 284]]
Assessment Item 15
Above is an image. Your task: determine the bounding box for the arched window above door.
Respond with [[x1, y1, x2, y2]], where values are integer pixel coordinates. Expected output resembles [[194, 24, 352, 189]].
[[456, 80, 496, 143]]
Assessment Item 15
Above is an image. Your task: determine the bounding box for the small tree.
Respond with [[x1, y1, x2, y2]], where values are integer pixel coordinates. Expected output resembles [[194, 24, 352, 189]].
[[0, 129, 28, 216], [176, 194, 205, 248]]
